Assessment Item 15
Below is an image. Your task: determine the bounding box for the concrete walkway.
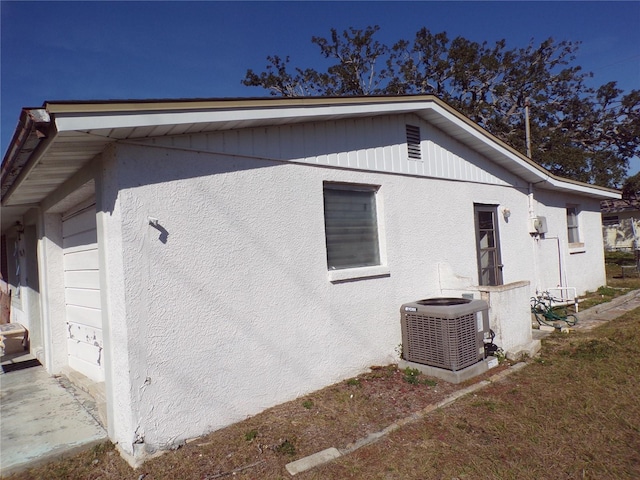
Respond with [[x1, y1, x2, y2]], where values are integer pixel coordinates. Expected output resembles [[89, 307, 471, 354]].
[[0, 353, 107, 476], [574, 288, 640, 328]]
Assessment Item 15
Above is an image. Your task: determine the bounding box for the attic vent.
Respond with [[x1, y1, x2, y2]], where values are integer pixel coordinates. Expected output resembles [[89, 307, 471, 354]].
[[406, 125, 422, 160]]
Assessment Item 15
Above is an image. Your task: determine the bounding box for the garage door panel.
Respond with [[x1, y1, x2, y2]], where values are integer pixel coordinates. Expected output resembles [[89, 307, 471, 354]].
[[63, 208, 97, 237], [65, 288, 101, 309], [63, 199, 104, 383], [64, 249, 99, 271], [68, 321, 103, 347], [63, 229, 97, 251], [67, 339, 103, 370], [66, 305, 102, 329], [64, 270, 100, 290], [68, 355, 104, 383]]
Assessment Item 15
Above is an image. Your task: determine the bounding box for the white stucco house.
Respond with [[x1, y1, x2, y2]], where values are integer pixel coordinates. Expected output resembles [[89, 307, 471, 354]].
[[0, 95, 619, 464]]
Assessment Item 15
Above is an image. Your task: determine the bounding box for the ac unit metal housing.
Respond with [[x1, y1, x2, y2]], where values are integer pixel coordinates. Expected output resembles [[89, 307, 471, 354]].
[[400, 298, 489, 371]]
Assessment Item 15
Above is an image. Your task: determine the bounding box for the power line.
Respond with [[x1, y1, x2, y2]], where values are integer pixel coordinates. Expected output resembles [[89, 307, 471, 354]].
[[591, 54, 640, 71]]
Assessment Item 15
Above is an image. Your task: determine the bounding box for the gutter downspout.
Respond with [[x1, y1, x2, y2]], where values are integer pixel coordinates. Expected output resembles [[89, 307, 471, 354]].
[[529, 182, 540, 292]]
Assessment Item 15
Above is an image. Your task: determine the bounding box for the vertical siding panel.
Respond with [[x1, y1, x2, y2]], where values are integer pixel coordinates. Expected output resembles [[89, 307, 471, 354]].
[[357, 148, 367, 170], [304, 123, 317, 164], [292, 124, 305, 163], [325, 121, 338, 166], [425, 141, 434, 176], [131, 116, 507, 186], [375, 145, 384, 171], [440, 147, 447, 177], [399, 121, 409, 174], [451, 154, 460, 180], [357, 118, 369, 169], [445, 151, 454, 178], [390, 121, 400, 173], [378, 118, 389, 171], [382, 144, 391, 172], [237, 129, 253, 158], [370, 118, 381, 171], [173, 135, 191, 149], [391, 142, 401, 173], [279, 125, 292, 160], [206, 132, 222, 153], [223, 130, 237, 155], [436, 147, 443, 177], [407, 158, 416, 175], [191, 133, 207, 151], [363, 118, 375, 170], [346, 120, 358, 169], [462, 156, 471, 182], [252, 127, 268, 159], [334, 121, 348, 167], [267, 125, 280, 160], [315, 123, 328, 166]]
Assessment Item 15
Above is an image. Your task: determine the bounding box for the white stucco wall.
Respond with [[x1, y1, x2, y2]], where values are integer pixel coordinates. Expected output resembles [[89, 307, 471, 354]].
[[532, 190, 607, 296], [101, 135, 549, 456], [64, 113, 608, 459]]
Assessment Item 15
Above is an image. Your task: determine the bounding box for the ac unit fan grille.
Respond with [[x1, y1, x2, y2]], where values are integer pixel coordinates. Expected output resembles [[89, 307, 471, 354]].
[[403, 312, 479, 371]]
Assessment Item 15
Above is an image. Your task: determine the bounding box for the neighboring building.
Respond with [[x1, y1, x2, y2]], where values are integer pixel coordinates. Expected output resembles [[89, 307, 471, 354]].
[[0, 96, 619, 465], [601, 198, 640, 251]]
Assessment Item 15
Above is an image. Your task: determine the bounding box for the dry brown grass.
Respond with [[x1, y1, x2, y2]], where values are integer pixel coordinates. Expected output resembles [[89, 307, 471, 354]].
[[4, 364, 508, 480], [307, 312, 640, 480]]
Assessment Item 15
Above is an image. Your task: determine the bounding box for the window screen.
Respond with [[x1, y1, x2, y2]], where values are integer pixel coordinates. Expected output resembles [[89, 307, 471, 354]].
[[567, 206, 580, 243], [323, 185, 380, 270]]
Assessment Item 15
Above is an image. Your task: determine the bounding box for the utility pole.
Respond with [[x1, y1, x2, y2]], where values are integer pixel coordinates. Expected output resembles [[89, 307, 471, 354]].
[[525, 97, 532, 158]]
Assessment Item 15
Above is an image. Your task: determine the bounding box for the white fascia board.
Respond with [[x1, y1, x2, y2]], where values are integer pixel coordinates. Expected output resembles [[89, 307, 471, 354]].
[[52, 101, 431, 133], [543, 176, 620, 199]]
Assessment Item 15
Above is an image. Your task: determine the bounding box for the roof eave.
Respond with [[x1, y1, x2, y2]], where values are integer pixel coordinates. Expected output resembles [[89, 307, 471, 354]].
[[1, 96, 621, 211], [1, 108, 52, 203]]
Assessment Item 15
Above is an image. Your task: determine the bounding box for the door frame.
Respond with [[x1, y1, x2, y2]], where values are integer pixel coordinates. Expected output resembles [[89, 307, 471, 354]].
[[474, 204, 504, 286]]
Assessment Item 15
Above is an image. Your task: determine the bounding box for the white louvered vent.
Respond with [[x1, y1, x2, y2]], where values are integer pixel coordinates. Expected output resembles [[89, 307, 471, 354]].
[[406, 125, 422, 160]]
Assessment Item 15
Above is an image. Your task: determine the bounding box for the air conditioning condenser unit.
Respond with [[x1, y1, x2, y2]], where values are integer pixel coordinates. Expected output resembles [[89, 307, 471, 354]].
[[400, 298, 489, 371]]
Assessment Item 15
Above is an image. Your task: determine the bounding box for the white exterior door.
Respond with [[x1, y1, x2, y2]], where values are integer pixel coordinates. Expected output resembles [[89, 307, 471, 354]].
[[62, 201, 104, 382]]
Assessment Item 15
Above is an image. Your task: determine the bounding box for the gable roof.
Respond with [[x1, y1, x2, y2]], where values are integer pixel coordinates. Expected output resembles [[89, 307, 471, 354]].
[[1, 95, 620, 228]]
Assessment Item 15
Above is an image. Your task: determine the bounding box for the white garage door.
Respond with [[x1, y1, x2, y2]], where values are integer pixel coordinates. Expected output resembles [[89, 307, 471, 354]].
[[63, 201, 104, 382]]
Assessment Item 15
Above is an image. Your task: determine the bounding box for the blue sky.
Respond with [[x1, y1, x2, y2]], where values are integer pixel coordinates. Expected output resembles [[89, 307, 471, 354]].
[[2, 1, 639, 172]]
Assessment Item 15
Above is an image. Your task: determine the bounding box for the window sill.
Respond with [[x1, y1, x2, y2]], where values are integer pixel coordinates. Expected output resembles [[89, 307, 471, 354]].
[[328, 265, 390, 283], [569, 242, 586, 254]]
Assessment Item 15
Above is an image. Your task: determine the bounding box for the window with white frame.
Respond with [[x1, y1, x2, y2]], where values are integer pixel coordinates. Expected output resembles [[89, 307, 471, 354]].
[[566, 206, 581, 244], [602, 215, 619, 226], [323, 183, 380, 270]]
